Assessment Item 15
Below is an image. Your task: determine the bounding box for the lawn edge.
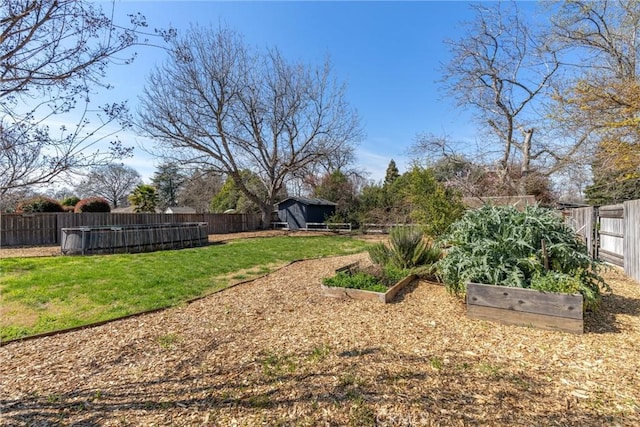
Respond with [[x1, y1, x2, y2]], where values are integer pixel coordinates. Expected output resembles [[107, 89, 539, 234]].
[[0, 255, 353, 347]]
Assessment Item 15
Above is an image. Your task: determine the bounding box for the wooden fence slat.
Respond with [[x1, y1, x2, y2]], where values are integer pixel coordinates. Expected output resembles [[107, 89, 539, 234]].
[[624, 200, 640, 283], [566, 206, 595, 258], [0, 213, 57, 246], [598, 249, 625, 267], [599, 205, 624, 218], [565, 201, 640, 283]]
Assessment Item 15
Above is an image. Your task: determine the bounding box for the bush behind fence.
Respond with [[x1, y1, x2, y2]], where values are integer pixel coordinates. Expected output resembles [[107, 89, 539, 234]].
[[0, 213, 262, 247]]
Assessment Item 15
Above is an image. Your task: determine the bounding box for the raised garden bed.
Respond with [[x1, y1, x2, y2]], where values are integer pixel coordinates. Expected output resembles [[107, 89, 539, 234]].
[[466, 282, 584, 334], [321, 262, 416, 303]]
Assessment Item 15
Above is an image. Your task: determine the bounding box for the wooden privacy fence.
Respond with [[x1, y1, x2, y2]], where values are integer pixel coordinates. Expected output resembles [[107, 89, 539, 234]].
[[565, 199, 640, 283], [598, 205, 625, 267], [0, 213, 261, 247]]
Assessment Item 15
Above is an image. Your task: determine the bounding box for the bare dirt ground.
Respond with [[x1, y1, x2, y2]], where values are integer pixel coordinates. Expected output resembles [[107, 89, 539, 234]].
[[1, 241, 639, 425]]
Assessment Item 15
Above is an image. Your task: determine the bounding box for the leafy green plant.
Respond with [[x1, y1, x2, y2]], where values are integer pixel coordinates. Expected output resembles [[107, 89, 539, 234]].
[[436, 204, 608, 311], [368, 226, 442, 274], [61, 196, 81, 207], [530, 270, 582, 294], [309, 343, 331, 362], [367, 242, 392, 266], [380, 265, 410, 283], [322, 263, 409, 293], [400, 166, 466, 238], [429, 356, 443, 370], [322, 271, 388, 293]]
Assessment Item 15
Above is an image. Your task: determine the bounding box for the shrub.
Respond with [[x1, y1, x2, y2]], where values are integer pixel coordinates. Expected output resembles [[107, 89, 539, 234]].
[[16, 197, 64, 213], [74, 197, 111, 213], [400, 166, 466, 238], [60, 196, 81, 207], [368, 242, 393, 266], [368, 226, 442, 274], [436, 204, 608, 311]]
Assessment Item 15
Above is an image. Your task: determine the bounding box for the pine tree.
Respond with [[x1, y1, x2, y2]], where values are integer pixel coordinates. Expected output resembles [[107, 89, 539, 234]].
[[384, 160, 400, 187], [152, 163, 186, 210]]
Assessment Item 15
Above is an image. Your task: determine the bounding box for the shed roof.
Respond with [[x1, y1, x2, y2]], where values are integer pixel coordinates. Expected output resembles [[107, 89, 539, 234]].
[[278, 196, 337, 207], [165, 206, 196, 214]]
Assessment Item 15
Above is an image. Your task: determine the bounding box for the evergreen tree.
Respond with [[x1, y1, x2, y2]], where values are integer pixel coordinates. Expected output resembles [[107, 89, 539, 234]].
[[152, 163, 186, 211], [384, 160, 400, 187]]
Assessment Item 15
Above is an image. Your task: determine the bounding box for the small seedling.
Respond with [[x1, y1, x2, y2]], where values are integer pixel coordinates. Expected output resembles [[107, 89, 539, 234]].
[[157, 333, 180, 349], [309, 343, 331, 362], [429, 356, 443, 370]]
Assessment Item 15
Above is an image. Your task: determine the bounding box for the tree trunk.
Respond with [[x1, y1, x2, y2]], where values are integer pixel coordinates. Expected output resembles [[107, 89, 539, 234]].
[[259, 203, 272, 230], [519, 128, 534, 195]]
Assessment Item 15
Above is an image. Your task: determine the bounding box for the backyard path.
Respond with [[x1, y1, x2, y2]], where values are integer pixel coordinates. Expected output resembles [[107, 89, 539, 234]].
[[1, 249, 639, 425]]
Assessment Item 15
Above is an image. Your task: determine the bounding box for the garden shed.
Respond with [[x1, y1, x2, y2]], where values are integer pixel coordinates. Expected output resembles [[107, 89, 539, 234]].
[[277, 197, 336, 230]]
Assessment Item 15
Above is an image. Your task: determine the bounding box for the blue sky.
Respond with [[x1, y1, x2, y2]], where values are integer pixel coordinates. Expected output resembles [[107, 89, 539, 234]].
[[95, 1, 501, 183]]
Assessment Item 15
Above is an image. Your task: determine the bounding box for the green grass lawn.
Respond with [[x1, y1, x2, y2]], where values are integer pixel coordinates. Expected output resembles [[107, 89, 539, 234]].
[[0, 235, 370, 341]]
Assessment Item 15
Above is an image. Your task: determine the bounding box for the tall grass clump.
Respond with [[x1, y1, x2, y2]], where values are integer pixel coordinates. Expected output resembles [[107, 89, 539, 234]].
[[368, 226, 441, 276], [436, 204, 608, 311]]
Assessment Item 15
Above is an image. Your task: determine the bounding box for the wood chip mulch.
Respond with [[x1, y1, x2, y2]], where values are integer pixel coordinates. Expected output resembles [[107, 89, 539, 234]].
[[1, 252, 639, 426]]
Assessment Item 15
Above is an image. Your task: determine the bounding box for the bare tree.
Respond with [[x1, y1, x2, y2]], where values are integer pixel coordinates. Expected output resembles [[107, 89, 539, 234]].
[[76, 163, 142, 207], [138, 25, 362, 226], [549, 0, 640, 80], [177, 169, 224, 213], [441, 2, 560, 194], [0, 0, 165, 195], [292, 151, 368, 198], [547, 0, 640, 201]]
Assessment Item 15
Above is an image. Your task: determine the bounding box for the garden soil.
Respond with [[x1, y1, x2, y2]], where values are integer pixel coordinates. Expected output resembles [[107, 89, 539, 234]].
[[1, 234, 639, 425]]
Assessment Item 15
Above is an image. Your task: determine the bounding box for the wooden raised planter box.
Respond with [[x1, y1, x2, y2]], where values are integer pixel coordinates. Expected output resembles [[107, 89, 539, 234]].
[[466, 282, 584, 334], [321, 263, 416, 303]]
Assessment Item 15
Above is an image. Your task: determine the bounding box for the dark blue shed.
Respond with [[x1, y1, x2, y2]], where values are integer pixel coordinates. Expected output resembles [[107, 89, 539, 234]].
[[277, 197, 336, 230]]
